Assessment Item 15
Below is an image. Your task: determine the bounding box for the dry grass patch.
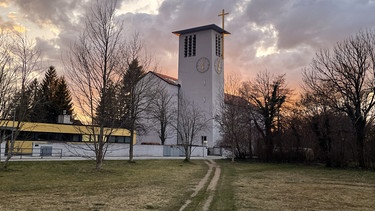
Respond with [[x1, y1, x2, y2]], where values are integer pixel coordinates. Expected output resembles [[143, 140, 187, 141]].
[[215, 161, 375, 210], [0, 160, 207, 211]]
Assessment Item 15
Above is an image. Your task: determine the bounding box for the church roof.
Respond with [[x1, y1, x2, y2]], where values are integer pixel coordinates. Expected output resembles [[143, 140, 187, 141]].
[[172, 24, 230, 36], [149, 71, 180, 86]]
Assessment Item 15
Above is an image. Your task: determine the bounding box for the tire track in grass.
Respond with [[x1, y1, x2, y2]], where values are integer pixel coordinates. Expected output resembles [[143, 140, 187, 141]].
[[179, 160, 221, 211]]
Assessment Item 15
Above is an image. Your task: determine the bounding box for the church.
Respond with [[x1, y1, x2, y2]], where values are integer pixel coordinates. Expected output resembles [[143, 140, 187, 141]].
[[138, 23, 230, 155]]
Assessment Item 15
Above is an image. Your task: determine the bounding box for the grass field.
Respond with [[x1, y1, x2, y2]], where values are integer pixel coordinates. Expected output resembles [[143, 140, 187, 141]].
[[0, 160, 207, 211], [213, 161, 375, 210], [0, 160, 374, 210]]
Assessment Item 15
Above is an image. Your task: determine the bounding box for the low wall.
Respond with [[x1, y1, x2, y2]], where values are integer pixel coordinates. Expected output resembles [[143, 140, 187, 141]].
[[0, 142, 209, 158]]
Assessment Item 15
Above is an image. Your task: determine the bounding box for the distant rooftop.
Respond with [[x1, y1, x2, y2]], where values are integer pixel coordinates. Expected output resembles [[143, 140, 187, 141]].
[[172, 24, 230, 36], [150, 72, 179, 86]]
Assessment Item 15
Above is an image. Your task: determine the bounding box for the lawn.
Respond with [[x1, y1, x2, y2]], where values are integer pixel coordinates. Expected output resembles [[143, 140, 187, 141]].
[[0, 160, 207, 211], [212, 161, 375, 210], [1, 160, 374, 210]]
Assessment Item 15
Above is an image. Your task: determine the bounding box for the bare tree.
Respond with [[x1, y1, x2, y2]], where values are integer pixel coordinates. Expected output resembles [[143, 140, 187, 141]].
[[114, 32, 158, 162], [2, 31, 42, 168], [174, 96, 209, 162], [0, 30, 15, 163], [303, 29, 375, 168], [0, 30, 15, 121], [216, 75, 255, 161], [119, 63, 160, 162], [146, 77, 176, 145], [65, 0, 124, 170], [11, 32, 41, 92], [240, 71, 291, 160]]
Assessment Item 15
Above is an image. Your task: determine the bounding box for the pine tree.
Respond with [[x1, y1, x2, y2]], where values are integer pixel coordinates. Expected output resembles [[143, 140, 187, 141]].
[[28, 79, 43, 122], [55, 76, 73, 116], [119, 59, 147, 162], [38, 66, 74, 123], [95, 80, 119, 127], [120, 59, 145, 127], [40, 66, 59, 122], [10, 79, 40, 122]]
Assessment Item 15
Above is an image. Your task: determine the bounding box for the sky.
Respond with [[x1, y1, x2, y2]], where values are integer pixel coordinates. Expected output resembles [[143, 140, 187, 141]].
[[1, 0, 375, 92]]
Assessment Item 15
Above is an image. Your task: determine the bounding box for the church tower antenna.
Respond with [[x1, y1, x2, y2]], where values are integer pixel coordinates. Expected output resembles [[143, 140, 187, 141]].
[[218, 9, 229, 59]]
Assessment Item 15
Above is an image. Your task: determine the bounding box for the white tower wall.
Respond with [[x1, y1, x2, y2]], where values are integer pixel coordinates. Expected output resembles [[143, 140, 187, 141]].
[[174, 24, 229, 148]]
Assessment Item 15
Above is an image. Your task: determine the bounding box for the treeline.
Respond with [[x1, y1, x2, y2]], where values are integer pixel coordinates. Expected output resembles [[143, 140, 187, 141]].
[[218, 29, 375, 169]]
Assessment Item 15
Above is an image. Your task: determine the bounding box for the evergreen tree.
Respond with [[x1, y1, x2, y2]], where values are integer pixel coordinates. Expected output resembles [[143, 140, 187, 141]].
[[11, 79, 39, 122], [119, 59, 145, 127], [55, 76, 73, 116], [38, 66, 74, 123], [28, 79, 43, 122], [95, 80, 119, 127], [119, 58, 149, 162], [40, 66, 59, 122]]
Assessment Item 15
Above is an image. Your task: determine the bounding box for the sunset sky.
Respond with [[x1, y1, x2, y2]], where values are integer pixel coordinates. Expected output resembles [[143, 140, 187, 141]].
[[1, 0, 375, 92]]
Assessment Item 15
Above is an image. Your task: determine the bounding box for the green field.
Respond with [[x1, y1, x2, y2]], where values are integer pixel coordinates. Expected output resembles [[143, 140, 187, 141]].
[[0, 160, 374, 210]]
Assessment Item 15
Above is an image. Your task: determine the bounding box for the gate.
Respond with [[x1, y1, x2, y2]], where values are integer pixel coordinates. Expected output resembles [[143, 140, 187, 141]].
[[40, 146, 53, 157], [163, 145, 184, 157]]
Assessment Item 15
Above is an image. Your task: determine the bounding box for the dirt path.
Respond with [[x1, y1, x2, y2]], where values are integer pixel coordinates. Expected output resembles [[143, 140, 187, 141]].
[[179, 159, 221, 211]]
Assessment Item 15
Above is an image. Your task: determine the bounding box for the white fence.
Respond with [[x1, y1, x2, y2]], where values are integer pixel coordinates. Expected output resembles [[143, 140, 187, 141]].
[[0, 142, 210, 159]]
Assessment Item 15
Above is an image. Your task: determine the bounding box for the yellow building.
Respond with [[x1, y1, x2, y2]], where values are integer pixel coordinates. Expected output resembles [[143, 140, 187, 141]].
[[0, 120, 135, 156]]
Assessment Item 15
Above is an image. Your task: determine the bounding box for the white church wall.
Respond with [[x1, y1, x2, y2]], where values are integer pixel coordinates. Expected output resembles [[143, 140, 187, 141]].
[[137, 72, 179, 146]]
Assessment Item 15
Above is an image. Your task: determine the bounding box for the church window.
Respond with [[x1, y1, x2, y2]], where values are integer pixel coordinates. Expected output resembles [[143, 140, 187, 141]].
[[184, 34, 196, 57], [215, 34, 222, 57]]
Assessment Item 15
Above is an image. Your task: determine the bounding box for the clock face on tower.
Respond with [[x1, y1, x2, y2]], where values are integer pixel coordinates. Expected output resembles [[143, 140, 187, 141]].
[[214, 57, 223, 74], [196, 57, 210, 73]]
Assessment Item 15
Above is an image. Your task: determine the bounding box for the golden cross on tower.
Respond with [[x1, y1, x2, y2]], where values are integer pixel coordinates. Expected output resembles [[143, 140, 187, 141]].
[[218, 9, 229, 30], [218, 9, 229, 59]]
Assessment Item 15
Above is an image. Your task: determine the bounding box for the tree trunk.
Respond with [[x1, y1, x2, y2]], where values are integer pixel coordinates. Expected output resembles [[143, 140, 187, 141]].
[[184, 146, 190, 162], [129, 130, 134, 162], [96, 150, 103, 170], [160, 123, 166, 145], [4, 122, 20, 169], [356, 121, 366, 168], [96, 126, 105, 170], [3, 140, 14, 169], [231, 140, 235, 162], [248, 126, 253, 159], [265, 126, 273, 161]]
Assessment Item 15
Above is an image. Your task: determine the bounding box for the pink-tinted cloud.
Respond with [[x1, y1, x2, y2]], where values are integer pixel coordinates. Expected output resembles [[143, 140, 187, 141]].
[[2, 0, 375, 90]]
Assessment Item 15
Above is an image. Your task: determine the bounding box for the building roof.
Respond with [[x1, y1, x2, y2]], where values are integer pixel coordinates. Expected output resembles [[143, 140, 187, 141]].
[[0, 120, 131, 136], [149, 71, 180, 86], [172, 24, 230, 36]]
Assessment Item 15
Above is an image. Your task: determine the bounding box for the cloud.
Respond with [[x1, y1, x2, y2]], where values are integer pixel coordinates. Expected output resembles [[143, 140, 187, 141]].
[[0, 1, 7, 7], [7, 0, 85, 27], [222, 0, 375, 89], [3, 0, 375, 90]]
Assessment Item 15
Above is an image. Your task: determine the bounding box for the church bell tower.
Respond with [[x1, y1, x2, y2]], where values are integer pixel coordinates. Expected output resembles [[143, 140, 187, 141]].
[[173, 24, 230, 148]]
